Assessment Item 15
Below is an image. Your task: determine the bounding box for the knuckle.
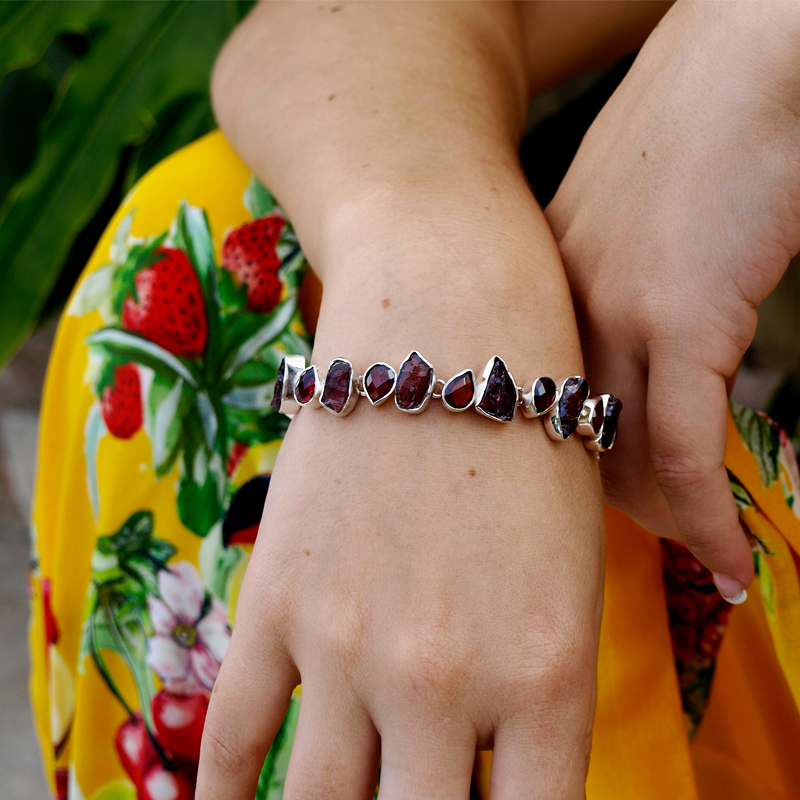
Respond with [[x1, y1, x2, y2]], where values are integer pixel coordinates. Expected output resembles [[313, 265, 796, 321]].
[[651, 453, 717, 500], [200, 717, 261, 777], [389, 628, 470, 706]]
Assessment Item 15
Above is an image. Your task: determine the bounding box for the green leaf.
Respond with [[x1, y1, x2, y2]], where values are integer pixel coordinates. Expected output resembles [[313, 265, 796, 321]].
[[729, 400, 781, 488], [177, 438, 225, 536], [243, 175, 277, 220], [222, 299, 298, 379], [0, 0, 251, 369], [84, 401, 105, 521], [226, 405, 289, 447], [87, 328, 198, 386]]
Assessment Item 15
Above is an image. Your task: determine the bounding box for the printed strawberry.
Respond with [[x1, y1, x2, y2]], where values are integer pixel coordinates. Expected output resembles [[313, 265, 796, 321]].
[[121, 247, 208, 358], [116, 714, 158, 788], [226, 441, 248, 477], [101, 363, 143, 439], [140, 762, 195, 800], [151, 689, 208, 763], [221, 215, 286, 314]]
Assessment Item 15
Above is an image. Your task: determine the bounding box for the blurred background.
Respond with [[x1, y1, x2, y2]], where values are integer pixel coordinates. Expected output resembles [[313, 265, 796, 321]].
[[0, 3, 797, 797]]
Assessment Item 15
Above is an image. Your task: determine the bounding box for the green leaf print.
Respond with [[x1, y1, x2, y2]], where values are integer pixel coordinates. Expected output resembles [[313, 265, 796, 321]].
[[729, 400, 781, 488]]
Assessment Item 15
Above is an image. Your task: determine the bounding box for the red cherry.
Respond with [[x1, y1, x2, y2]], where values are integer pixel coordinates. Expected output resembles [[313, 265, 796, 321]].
[[42, 578, 60, 645], [115, 714, 158, 788], [152, 690, 208, 763], [140, 763, 195, 800]]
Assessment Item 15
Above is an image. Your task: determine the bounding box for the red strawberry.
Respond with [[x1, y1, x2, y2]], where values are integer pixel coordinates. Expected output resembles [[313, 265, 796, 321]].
[[102, 363, 143, 439], [221, 216, 285, 314], [140, 763, 195, 800], [116, 714, 159, 788], [122, 247, 208, 358], [152, 690, 208, 763]]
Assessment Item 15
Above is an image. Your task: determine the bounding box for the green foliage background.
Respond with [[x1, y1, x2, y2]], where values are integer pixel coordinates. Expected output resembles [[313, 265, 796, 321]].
[[0, 0, 253, 370]]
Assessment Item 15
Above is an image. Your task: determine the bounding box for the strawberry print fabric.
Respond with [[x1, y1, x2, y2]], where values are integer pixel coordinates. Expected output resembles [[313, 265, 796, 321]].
[[29, 132, 800, 800]]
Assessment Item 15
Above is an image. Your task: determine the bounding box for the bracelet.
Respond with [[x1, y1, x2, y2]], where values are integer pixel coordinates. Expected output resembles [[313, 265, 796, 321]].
[[271, 351, 622, 453]]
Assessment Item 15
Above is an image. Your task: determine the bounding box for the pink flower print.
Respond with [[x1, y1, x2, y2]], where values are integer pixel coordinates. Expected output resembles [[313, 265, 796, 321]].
[[146, 561, 231, 695]]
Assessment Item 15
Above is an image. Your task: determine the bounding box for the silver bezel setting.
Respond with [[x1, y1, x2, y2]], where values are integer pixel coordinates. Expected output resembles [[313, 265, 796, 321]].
[[544, 375, 586, 441], [394, 351, 436, 414], [577, 396, 603, 438], [474, 355, 517, 423], [276, 355, 306, 416], [293, 364, 322, 409], [521, 376, 559, 419], [441, 369, 476, 412], [321, 357, 359, 417], [363, 362, 397, 406], [583, 393, 616, 453]]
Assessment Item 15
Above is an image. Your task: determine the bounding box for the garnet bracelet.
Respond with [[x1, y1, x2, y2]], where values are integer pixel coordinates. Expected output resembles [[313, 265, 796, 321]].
[[271, 351, 622, 453]]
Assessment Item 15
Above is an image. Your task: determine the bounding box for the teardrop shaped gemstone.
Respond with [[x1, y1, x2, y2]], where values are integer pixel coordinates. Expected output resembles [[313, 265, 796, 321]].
[[270, 358, 286, 411], [295, 367, 317, 405], [557, 377, 590, 438], [321, 360, 353, 413], [600, 395, 623, 450], [476, 357, 517, 422], [533, 376, 557, 414], [364, 363, 396, 404], [395, 351, 434, 411], [442, 370, 475, 410]]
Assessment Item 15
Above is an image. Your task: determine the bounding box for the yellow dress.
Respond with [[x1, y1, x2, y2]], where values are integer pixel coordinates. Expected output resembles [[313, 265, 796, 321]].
[[29, 131, 800, 800]]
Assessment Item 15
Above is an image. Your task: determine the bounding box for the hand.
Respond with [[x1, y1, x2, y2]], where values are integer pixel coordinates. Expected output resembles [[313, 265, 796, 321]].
[[546, 0, 800, 599], [196, 192, 606, 800]]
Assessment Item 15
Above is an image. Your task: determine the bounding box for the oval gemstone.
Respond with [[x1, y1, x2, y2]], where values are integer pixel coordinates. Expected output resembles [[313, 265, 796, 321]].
[[476, 357, 517, 422], [365, 363, 396, 404], [270, 358, 286, 411], [557, 377, 590, 438], [295, 367, 316, 405], [601, 395, 623, 450], [442, 370, 475, 410], [395, 352, 433, 410], [321, 360, 352, 413], [533, 376, 557, 414]]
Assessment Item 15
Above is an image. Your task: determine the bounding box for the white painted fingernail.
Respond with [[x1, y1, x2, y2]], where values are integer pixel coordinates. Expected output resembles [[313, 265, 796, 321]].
[[712, 572, 748, 604]]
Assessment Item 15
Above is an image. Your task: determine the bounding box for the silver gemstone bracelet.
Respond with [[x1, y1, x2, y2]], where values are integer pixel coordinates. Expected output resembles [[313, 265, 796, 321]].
[[271, 351, 622, 454]]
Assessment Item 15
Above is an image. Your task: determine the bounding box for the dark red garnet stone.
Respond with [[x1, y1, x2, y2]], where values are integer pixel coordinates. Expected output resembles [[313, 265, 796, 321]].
[[395, 352, 433, 410], [591, 399, 605, 434], [365, 363, 395, 404], [443, 371, 475, 410], [321, 360, 352, 413], [601, 396, 623, 450], [270, 358, 286, 411], [533, 377, 557, 414], [557, 377, 590, 438], [295, 367, 316, 405], [477, 358, 517, 422]]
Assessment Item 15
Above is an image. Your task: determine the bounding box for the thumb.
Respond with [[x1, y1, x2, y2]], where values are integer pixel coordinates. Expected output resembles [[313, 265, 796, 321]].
[[647, 352, 753, 603]]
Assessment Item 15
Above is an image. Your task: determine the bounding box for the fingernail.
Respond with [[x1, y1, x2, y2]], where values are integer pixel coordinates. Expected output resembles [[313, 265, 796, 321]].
[[712, 572, 748, 604]]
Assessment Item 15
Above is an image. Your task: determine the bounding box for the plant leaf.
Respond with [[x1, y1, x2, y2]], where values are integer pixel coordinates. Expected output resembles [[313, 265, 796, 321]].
[[729, 401, 780, 488]]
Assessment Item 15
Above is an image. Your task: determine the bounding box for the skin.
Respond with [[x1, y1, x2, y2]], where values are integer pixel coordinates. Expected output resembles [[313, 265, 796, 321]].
[[197, 1, 792, 797], [547, 0, 800, 600]]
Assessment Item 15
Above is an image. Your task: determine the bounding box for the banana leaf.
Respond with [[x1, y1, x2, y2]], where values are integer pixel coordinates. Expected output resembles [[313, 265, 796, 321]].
[[0, 0, 252, 368]]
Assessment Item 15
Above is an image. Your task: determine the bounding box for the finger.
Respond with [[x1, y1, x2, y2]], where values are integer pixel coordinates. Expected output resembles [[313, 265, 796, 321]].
[[489, 711, 592, 800], [647, 353, 753, 601], [283, 683, 380, 800], [196, 614, 298, 800], [376, 720, 476, 800]]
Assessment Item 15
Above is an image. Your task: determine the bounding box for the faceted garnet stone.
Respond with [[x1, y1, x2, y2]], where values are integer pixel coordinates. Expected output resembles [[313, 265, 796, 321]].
[[295, 367, 316, 405], [533, 377, 557, 414], [395, 352, 433, 410], [477, 358, 517, 422], [322, 360, 352, 413], [443, 371, 475, 410], [364, 363, 395, 404], [270, 358, 286, 411], [591, 398, 605, 433], [557, 377, 590, 438], [601, 395, 623, 450]]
